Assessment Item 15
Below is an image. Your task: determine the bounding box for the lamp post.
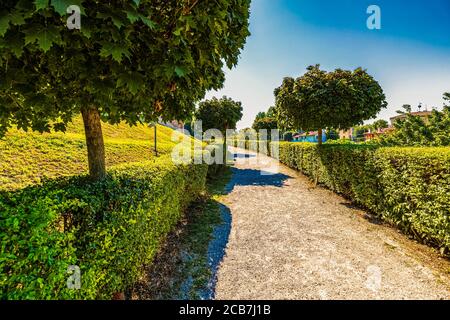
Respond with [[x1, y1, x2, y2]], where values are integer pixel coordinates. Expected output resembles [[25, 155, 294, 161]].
[[149, 121, 158, 157], [154, 124, 158, 157]]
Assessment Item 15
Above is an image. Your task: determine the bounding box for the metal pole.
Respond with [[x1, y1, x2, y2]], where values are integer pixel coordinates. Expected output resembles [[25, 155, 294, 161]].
[[154, 124, 158, 157]]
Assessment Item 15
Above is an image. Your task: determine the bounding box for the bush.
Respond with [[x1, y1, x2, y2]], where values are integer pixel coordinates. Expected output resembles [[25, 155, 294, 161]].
[[270, 142, 450, 252], [375, 147, 450, 250], [0, 156, 208, 299], [324, 139, 355, 145], [233, 139, 272, 156]]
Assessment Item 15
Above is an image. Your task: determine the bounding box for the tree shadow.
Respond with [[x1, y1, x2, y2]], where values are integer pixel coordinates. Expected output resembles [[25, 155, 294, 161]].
[[130, 168, 235, 300], [226, 168, 291, 190], [130, 198, 233, 300], [232, 153, 256, 159], [199, 203, 231, 300]]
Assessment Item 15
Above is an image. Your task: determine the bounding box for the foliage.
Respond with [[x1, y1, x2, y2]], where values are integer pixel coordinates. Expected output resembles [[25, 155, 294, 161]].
[[325, 128, 339, 140], [232, 139, 271, 155], [353, 119, 388, 140], [194, 96, 243, 133], [378, 94, 450, 146], [271, 142, 450, 253], [0, 156, 208, 299], [252, 117, 278, 132], [0, 116, 185, 191], [0, 0, 251, 135], [399, 104, 412, 113], [283, 131, 294, 142], [255, 112, 266, 121], [0, 0, 251, 179], [138, 167, 232, 300], [274, 65, 387, 136], [372, 119, 388, 130], [324, 138, 355, 145], [353, 124, 372, 142], [252, 106, 278, 132], [266, 106, 276, 118]]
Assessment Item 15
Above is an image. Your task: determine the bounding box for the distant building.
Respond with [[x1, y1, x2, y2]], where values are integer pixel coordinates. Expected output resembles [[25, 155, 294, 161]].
[[390, 111, 432, 126], [364, 127, 395, 141], [160, 120, 185, 130], [339, 128, 354, 140]]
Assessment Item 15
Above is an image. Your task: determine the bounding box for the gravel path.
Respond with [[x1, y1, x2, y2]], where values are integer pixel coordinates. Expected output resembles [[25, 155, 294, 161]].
[[214, 148, 450, 300]]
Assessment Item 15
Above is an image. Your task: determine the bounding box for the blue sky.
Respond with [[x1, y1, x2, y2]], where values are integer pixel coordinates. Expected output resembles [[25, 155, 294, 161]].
[[205, 0, 450, 129]]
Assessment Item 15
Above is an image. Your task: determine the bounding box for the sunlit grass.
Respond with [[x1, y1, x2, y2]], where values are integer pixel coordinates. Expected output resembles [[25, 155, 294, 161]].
[[0, 116, 189, 191]]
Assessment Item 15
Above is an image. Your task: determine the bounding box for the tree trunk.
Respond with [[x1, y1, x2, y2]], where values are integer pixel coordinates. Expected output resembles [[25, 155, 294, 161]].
[[81, 107, 106, 180], [112, 291, 125, 300], [317, 128, 323, 146], [223, 124, 228, 165]]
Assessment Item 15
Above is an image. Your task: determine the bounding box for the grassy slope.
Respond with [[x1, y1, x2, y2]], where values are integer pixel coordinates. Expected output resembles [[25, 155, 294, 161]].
[[0, 116, 182, 191]]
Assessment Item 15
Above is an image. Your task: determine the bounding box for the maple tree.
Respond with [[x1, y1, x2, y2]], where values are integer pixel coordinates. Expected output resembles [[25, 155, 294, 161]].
[[194, 96, 243, 133], [0, 0, 251, 179], [194, 96, 243, 163], [252, 106, 278, 132], [275, 65, 387, 145]]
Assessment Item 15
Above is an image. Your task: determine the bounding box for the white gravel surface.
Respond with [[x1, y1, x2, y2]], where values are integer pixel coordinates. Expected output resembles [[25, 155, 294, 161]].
[[214, 148, 450, 300]]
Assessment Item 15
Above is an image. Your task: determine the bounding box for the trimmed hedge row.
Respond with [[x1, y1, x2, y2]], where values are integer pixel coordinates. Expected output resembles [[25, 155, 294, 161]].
[[0, 156, 208, 299], [232, 140, 450, 252], [272, 142, 450, 252], [232, 140, 271, 155]]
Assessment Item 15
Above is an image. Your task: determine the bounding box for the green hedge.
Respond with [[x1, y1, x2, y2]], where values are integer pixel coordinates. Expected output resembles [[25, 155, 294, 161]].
[[0, 156, 208, 299], [270, 142, 450, 252], [232, 139, 271, 155]]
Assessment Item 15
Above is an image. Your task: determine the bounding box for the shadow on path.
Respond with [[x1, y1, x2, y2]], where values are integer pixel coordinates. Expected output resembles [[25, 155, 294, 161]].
[[233, 153, 256, 159], [199, 203, 232, 300], [203, 165, 290, 299], [227, 168, 291, 189]]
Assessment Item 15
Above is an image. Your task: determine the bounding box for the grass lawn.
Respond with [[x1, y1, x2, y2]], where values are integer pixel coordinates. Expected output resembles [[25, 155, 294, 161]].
[[0, 116, 182, 191]]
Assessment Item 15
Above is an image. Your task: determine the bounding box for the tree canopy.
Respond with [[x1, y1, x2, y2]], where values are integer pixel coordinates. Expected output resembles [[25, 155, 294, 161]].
[[372, 119, 389, 130], [252, 117, 278, 131], [252, 106, 277, 131], [194, 96, 243, 133], [194, 96, 243, 164], [274, 65, 387, 144], [0, 0, 251, 178], [255, 112, 266, 121]]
